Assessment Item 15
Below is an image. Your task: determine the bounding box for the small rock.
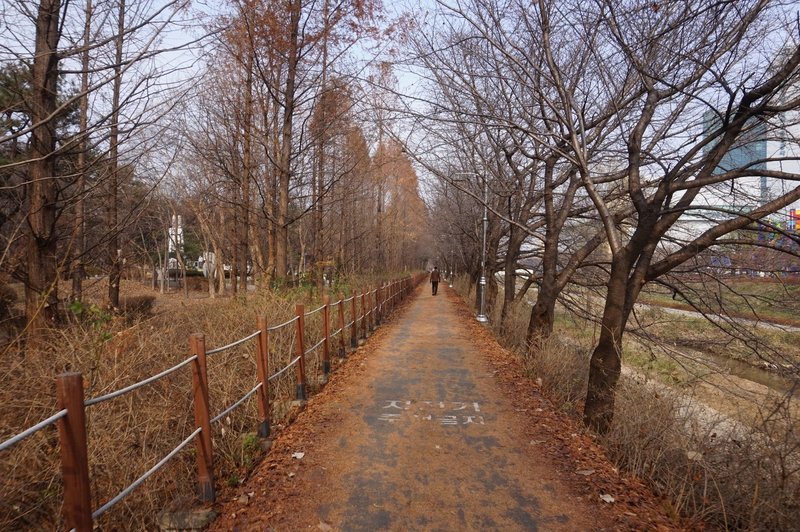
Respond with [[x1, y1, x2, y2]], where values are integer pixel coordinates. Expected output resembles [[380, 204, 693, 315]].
[[292, 451, 305, 459], [288, 472, 295, 478], [686, 450, 703, 461], [237, 494, 250, 505], [600, 494, 615, 503], [576, 469, 596, 476], [318, 521, 333, 531]]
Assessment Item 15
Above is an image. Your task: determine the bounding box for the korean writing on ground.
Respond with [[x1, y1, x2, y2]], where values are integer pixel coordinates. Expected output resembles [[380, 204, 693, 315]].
[[377, 400, 485, 426]]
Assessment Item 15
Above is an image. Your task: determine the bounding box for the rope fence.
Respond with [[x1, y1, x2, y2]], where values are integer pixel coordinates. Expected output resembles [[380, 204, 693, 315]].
[[0, 274, 426, 531]]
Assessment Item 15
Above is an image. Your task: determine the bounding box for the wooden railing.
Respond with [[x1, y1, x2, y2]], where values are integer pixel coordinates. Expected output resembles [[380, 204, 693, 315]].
[[0, 275, 425, 531]]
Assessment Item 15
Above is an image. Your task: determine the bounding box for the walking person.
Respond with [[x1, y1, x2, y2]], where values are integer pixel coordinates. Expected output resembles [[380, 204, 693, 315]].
[[430, 266, 440, 296]]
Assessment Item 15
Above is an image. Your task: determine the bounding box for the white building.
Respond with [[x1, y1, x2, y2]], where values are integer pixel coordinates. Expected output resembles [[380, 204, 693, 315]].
[[672, 110, 800, 241]]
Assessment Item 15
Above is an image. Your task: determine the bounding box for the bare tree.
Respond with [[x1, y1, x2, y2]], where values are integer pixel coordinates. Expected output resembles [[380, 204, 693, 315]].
[[570, 1, 800, 432], [24, 0, 63, 336]]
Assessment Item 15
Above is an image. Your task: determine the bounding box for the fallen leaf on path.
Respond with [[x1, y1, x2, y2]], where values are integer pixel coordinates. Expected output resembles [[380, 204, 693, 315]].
[[291, 452, 305, 459], [576, 469, 596, 476], [318, 521, 333, 531]]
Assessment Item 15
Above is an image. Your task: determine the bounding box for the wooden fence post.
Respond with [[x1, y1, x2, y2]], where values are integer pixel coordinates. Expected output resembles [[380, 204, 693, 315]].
[[190, 333, 215, 503], [255, 317, 271, 439], [337, 293, 347, 357], [361, 292, 367, 339], [367, 288, 373, 333], [376, 284, 382, 326], [56, 372, 92, 532], [322, 295, 331, 377], [294, 304, 307, 401], [372, 287, 378, 328], [350, 293, 358, 348]]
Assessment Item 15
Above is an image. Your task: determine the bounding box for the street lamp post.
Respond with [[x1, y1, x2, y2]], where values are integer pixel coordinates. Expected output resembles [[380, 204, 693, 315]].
[[451, 171, 489, 323], [449, 248, 454, 288], [476, 177, 489, 323]]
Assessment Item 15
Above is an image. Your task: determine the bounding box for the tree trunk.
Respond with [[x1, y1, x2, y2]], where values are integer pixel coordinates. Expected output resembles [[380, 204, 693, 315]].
[[500, 223, 526, 327], [71, 0, 91, 303], [312, 0, 330, 290], [275, 0, 301, 281], [238, 59, 252, 296], [526, 227, 559, 346], [159, 232, 167, 294], [267, 183, 276, 283], [216, 254, 225, 296], [26, 0, 62, 337], [251, 220, 266, 289], [175, 239, 189, 300], [107, 0, 125, 310], [526, 274, 558, 350], [583, 255, 630, 433]]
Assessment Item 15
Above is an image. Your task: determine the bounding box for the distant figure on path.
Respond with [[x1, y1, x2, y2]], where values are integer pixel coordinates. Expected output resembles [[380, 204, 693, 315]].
[[430, 266, 440, 295]]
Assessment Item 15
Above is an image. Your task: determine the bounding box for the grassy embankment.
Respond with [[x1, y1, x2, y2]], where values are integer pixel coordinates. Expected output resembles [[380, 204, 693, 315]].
[[457, 276, 800, 530], [0, 275, 390, 530]]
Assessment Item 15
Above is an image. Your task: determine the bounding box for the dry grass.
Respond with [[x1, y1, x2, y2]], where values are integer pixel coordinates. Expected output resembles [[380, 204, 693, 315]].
[[454, 278, 800, 531], [0, 277, 387, 530]]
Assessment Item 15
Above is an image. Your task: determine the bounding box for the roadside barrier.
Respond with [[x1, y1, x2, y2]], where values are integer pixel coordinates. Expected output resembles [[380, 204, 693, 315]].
[[0, 274, 425, 531]]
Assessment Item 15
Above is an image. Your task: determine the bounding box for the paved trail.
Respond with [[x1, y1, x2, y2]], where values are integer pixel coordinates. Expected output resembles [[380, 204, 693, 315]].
[[209, 286, 629, 531]]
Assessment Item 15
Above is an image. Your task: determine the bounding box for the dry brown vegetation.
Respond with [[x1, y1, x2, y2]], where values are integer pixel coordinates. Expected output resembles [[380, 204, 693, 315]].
[[456, 278, 800, 531], [0, 277, 394, 530]]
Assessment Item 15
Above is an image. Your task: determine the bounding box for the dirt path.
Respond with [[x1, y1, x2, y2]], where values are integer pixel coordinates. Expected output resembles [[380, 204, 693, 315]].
[[209, 285, 676, 531]]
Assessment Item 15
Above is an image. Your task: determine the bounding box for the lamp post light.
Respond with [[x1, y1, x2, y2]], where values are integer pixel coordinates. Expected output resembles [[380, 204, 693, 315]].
[[449, 248, 454, 288], [451, 171, 489, 323], [476, 177, 489, 323]]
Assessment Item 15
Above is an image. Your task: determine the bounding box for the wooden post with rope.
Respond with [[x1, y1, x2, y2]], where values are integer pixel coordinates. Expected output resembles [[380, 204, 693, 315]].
[[56, 372, 93, 531], [294, 305, 307, 401], [190, 333, 215, 502], [255, 316, 271, 439]]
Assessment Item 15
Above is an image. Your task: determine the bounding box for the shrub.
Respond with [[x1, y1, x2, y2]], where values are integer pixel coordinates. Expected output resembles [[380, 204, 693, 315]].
[[1, 273, 406, 530], [453, 278, 800, 530], [0, 282, 17, 320], [0, 287, 320, 529], [120, 294, 156, 318], [521, 336, 589, 416]]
